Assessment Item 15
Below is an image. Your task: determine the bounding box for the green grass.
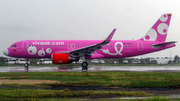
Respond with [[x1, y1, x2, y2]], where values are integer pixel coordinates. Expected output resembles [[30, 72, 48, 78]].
[[0, 88, 150, 99], [0, 71, 180, 88], [0, 71, 180, 100]]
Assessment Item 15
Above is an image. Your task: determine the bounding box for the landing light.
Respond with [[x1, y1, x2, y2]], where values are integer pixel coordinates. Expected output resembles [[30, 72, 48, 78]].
[[13, 48, 16, 51]]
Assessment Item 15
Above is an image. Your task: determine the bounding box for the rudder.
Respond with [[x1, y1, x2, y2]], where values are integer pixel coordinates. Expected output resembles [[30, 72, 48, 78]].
[[140, 13, 172, 42]]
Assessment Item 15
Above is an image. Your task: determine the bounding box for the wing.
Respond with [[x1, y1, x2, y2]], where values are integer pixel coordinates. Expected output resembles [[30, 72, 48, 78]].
[[62, 29, 116, 57]]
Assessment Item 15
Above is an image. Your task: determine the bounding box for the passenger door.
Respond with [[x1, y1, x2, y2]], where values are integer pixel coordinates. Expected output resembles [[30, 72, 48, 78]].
[[22, 41, 28, 51], [137, 41, 143, 52]]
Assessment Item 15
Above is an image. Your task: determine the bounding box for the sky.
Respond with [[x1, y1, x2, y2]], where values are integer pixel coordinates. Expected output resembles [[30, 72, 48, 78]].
[[0, 0, 180, 59]]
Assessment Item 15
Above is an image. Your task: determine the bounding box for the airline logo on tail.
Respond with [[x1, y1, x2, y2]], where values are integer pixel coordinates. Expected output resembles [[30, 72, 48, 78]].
[[142, 14, 171, 42]]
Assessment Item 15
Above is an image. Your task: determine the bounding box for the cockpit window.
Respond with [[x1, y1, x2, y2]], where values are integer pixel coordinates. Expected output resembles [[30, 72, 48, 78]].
[[11, 44, 17, 47]]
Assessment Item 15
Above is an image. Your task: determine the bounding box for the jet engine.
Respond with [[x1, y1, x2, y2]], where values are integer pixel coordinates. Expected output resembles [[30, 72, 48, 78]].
[[51, 53, 78, 64]]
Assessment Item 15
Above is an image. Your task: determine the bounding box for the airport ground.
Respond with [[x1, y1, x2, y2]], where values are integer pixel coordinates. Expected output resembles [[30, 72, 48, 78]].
[[0, 66, 180, 100]]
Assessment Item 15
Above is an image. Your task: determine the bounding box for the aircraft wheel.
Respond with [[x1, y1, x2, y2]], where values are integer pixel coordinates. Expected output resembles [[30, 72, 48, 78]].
[[82, 62, 88, 70], [82, 62, 88, 67], [24, 63, 29, 71], [24, 63, 29, 67]]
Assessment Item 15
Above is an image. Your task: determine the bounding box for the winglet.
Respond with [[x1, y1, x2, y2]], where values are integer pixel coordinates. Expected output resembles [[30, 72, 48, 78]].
[[101, 28, 116, 44]]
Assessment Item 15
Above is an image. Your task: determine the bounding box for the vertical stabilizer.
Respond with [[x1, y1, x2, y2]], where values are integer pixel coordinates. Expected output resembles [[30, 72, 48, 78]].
[[140, 13, 172, 42]]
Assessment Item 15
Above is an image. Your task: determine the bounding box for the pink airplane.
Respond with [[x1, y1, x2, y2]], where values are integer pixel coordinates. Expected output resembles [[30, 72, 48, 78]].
[[3, 13, 176, 70]]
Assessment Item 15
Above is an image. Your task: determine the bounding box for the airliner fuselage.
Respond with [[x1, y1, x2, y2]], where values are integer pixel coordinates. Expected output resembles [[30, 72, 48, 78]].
[[4, 40, 175, 59], [3, 13, 176, 70]]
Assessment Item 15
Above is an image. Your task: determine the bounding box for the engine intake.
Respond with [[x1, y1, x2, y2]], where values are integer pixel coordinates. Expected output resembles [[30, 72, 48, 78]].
[[51, 53, 78, 64]]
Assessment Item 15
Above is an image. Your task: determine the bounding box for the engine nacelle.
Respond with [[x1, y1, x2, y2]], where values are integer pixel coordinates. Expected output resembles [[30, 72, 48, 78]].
[[51, 53, 78, 64]]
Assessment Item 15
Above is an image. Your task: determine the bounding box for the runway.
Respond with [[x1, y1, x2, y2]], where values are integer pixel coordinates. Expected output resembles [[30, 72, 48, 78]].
[[0, 66, 180, 72]]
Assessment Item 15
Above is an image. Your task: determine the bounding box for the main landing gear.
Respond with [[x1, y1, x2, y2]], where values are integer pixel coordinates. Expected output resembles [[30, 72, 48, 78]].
[[79, 56, 88, 70], [82, 62, 88, 70]]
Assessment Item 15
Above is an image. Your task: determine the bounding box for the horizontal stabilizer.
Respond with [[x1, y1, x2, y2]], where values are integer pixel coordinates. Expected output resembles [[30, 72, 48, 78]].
[[152, 41, 177, 48]]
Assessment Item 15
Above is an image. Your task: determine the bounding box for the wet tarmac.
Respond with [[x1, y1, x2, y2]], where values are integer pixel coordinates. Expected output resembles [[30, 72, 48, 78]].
[[0, 66, 180, 72]]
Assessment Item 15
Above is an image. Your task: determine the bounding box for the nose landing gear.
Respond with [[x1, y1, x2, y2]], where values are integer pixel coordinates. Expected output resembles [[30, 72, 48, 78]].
[[24, 58, 29, 72]]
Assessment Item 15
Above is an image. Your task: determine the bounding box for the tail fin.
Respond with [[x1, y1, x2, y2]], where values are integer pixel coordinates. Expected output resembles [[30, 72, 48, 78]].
[[140, 13, 172, 42]]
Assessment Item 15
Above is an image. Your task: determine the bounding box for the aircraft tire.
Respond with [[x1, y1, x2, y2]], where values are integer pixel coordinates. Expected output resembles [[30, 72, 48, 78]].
[[82, 62, 88, 67], [24, 63, 29, 67]]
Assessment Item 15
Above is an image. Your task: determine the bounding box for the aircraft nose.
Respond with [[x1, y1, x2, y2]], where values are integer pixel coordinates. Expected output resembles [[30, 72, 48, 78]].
[[3, 49, 9, 56]]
